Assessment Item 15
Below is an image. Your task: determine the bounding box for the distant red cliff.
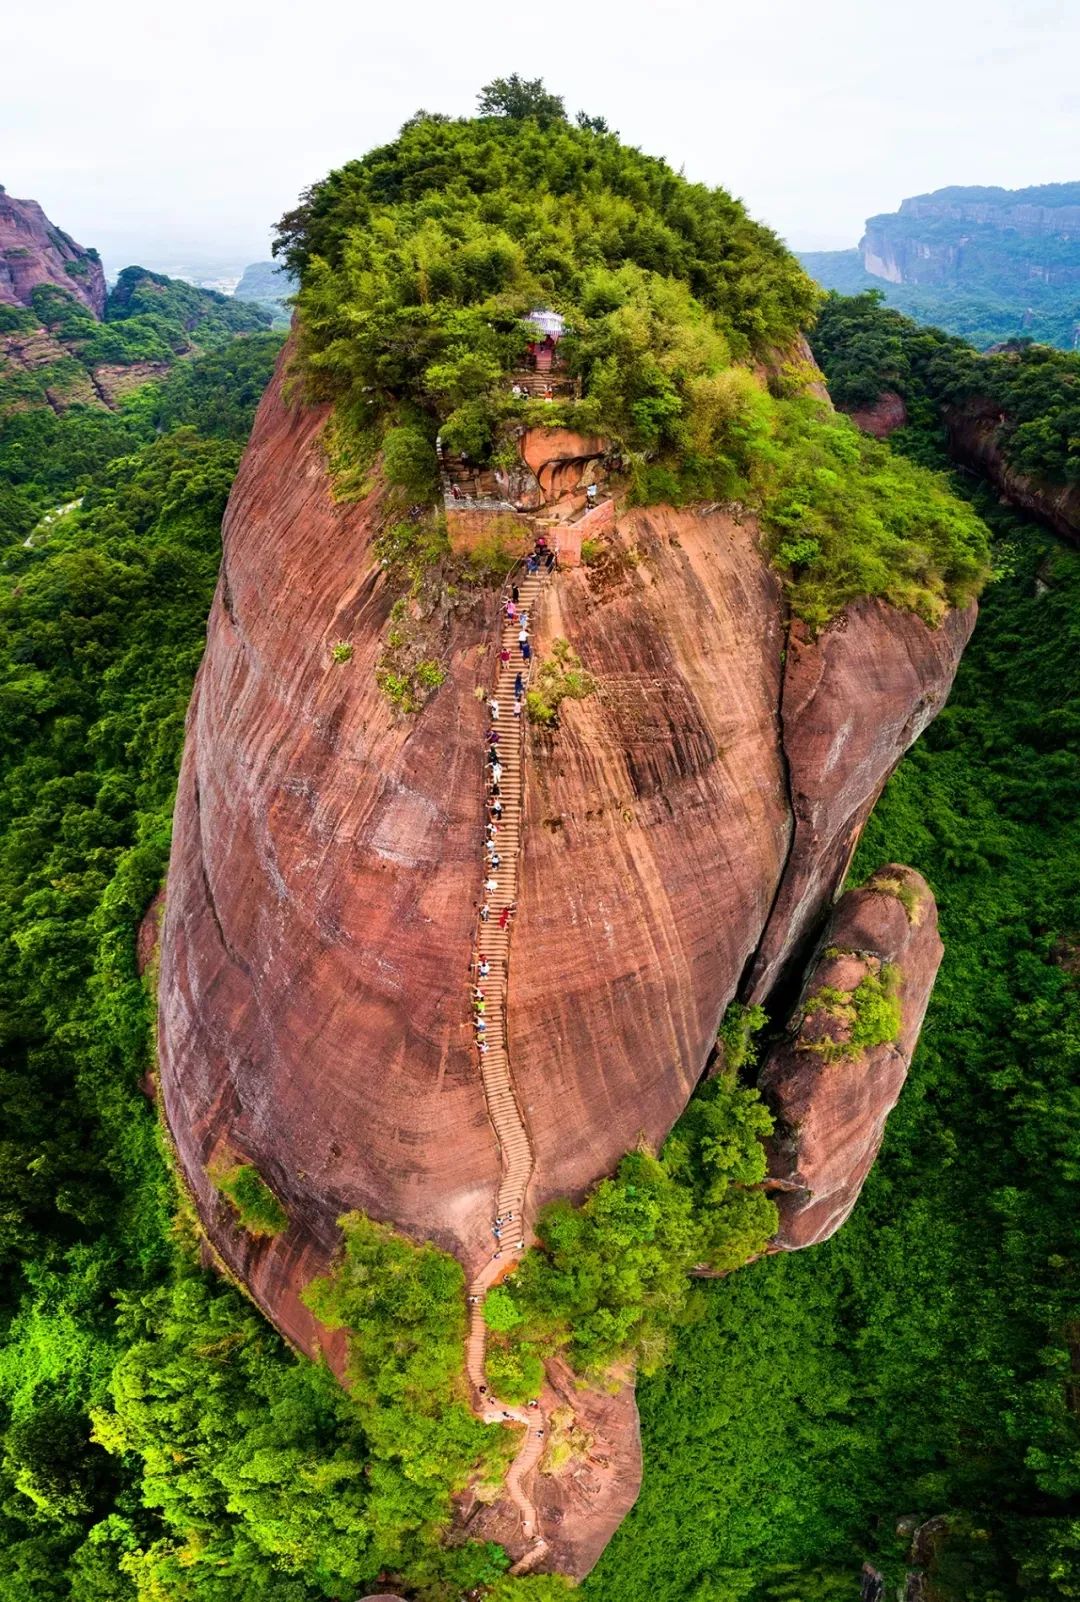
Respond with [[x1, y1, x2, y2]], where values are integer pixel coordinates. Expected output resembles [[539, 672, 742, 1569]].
[[0, 188, 106, 317]]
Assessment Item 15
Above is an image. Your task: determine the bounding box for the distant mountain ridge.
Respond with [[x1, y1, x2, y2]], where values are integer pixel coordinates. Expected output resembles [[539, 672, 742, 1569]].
[[234, 259, 295, 328], [801, 180, 1080, 350]]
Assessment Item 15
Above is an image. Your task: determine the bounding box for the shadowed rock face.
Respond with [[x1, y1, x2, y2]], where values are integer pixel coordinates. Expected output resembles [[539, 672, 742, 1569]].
[[0, 191, 106, 317], [759, 865, 943, 1250], [945, 400, 1080, 546], [157, 350, 973, 1574]]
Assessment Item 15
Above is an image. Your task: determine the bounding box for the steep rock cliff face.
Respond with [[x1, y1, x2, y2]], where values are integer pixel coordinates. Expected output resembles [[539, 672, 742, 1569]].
[[847, 390, 907, 439], [157, 352, 973, 1568], [158, 352, 505, 1354], [159, 349, 973, 1312], [945, 400, 1080, 544], [860, 185, 1080, 291], [759, 866, 943, 1249], [0, 190, 106, 316], [507, 503, 790, 1207]]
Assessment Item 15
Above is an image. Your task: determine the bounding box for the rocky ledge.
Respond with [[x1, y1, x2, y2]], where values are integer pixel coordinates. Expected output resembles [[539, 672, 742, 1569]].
[[760, 865, 943, 1249]]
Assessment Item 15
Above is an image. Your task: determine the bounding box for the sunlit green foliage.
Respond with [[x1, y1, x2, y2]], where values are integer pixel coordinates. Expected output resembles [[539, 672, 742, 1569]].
[[277, 94, 989, 626], [800, 963, 902, 1062], [491, 1072, 778, 1382], [209, 1163, 289, 1235], [526, 637, 595, 726]]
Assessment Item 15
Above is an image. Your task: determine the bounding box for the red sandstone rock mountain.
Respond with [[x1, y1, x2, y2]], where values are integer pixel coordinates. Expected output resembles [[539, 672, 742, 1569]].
[[157, 348, 974, 1571], [759, 865, 943, 1249], [0, 188, 106, 317]]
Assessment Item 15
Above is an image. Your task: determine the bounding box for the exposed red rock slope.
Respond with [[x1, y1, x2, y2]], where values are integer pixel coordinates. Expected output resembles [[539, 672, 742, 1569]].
[[847, 389, 907, 439], [157, 352, 973, 1571], [0, 190, 106, 316], [759, 865, 943, 1249], [743, 599, 975, 1004]]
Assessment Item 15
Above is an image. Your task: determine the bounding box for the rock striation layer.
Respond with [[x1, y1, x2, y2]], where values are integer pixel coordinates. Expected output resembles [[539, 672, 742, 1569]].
[[157, 350, 973, 1573], [0, 189, 106, 317], [759, 865, 943, 1249]]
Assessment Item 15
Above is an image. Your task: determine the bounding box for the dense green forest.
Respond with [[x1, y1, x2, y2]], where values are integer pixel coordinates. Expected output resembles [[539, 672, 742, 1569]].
[[809, 289, 1080, 488]]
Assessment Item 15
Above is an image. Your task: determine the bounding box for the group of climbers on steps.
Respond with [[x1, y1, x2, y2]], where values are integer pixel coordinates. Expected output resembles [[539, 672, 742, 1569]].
[[461, 536, 559, 1564]]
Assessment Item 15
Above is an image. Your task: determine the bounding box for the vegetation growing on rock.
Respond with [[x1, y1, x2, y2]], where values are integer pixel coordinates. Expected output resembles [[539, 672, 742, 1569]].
[[584, 384, 1080, 1602], [277, 83, 990, 628], [800, 964, 902, 1062], [209, 1162, 290, 1235], [484, 1070, 778, 1382], [812, 288, 1080, 488], [525, 637, 595, 726]]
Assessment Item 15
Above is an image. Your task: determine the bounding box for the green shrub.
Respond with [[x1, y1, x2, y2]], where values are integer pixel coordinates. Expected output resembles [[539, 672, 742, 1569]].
[[580, 537, 603, 565], [527, 638, 596, 726], [497, 1072, 778, 1381], [486, 1341, 545, 1404], [374, 512, 450, 577], [210, 1162, 289, 1236], [717, 1001, 768, 1073], [802, 963, 902, 1062], [382, 422, 439, 498], [330, 640, 353, 663], [483, 1283, 525, 1333], [415, 658, 446, 688]]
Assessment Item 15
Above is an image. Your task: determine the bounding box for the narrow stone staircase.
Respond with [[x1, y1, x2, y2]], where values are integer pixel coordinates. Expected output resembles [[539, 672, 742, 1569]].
[[465, 558, 550, 1565], [473, 562, 545, 1227]]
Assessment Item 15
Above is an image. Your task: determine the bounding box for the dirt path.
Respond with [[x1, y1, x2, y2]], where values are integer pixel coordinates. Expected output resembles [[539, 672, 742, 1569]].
[[467, 560, 550, 1569]]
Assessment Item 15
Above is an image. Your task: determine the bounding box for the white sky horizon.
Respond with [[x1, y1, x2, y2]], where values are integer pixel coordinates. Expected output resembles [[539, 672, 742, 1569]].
[[5, 0, 1077, 277]]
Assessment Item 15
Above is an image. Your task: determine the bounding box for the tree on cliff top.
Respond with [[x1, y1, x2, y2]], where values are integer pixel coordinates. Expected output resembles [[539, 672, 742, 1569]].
[[477, 74, 566, 124]]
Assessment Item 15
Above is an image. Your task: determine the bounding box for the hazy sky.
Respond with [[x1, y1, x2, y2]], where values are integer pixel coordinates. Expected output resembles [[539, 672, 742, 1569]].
[[5, 0, 1078, 274]]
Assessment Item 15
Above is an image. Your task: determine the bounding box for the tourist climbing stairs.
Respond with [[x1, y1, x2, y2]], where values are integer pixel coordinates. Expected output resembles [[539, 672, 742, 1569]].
[[474, 563, 546, 1225], [464, 556, 551, 1566]]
